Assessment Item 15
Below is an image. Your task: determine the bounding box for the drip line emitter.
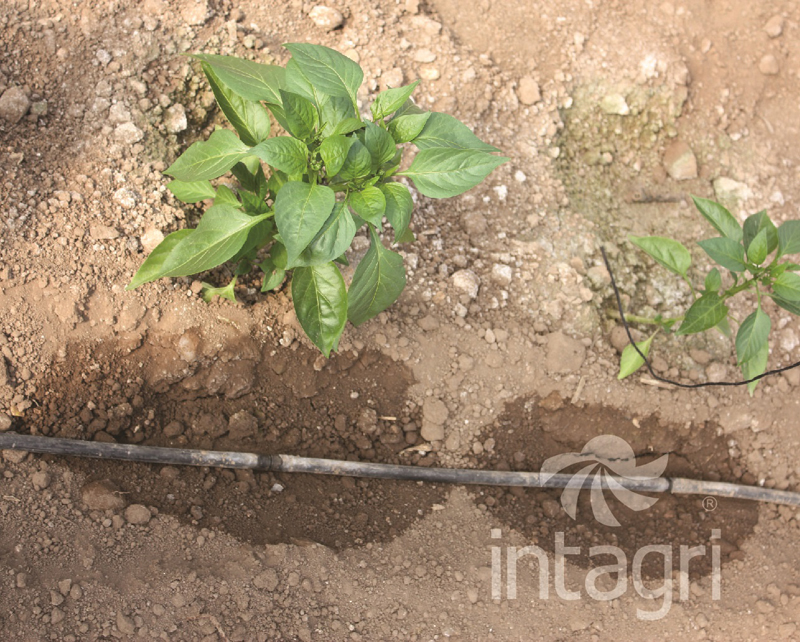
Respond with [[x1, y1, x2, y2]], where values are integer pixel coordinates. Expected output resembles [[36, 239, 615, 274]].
[[0, 432, 798, 508]]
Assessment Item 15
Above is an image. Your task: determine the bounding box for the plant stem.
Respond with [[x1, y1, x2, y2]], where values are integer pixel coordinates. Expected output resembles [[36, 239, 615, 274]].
[[607, 310, 682, 326]]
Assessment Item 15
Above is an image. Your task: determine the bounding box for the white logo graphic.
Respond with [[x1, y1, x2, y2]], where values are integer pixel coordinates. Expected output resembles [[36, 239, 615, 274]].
[[540, 435, 668, 527]]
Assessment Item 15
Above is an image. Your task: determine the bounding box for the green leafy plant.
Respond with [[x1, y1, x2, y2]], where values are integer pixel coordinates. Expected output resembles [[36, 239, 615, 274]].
[[617, 196, 800, 393], [128, 44, 507, 355]]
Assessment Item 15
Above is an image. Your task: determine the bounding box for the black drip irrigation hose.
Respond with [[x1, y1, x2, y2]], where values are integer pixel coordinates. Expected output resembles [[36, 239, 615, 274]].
[[1, 432, 799, 508]]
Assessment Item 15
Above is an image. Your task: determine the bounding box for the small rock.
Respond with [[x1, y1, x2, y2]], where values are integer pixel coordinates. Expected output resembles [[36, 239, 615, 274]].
[[461, 211, 487, 236], [599, 93, 629, 115], [58, 579, 72, 596], [713, 177, 752, 202], [413, 48, 437, 63], [0, 413, 12, 432], [254, 569, 279, 591], [182, 0, 211, 25], [490, 263, 513, 286], [763, 15, 784, 38], [420, 421, 445, 442], [113, 187, 138, 209], [419, 67, 440, 81], [309, 5, 344, 30], [113, 122, 144, 144], [705, 362, 728, 383], [228, 410, 258, 440], [124, 504, 152, 525], [0, 87, 31, 124], [96, 49, 112, 66], [357, 407, 378, 434], [517, 76, 541, 105], [177, 330, 201, 362], [31, 471, 51, 490], [163, 421, 184, 438], [117, 611, 136, 635], [30, 101, 48, 117], [3, 449, 27, 463], [759, 54, 780, 76], [418, 315, 439, 331], [381, 67, 404, 88], [90, 225, 120, 241], [50, 608, 64, 625], [663, 140, 697, 180], [108, 102, 132, 124], [545, 332, 586, 374], [452, 270, 480, 299], [538, 391, 564, 412], [164, 104, 187, 133], [423, 398, 449, 425], [140, 228, 165, 253], [81, 479, 126, 511], [50, 590, 64, 606]]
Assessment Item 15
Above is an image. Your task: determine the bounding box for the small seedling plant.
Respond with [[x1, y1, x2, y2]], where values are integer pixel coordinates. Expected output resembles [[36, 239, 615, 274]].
[[128, 44, 507, 355], [618, 196, 800, 393]]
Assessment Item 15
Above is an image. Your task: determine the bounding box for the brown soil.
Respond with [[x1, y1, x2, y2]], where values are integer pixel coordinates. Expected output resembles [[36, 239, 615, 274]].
[[2, 0, 800, 640]]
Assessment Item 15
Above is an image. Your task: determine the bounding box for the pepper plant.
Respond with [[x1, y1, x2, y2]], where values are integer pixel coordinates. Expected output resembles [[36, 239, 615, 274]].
[[128, 44, 507, 355], [617, 196, 800, 393]]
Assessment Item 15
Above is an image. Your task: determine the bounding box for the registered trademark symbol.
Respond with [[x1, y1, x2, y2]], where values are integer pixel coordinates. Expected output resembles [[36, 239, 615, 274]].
[[702, 496, 718, 512]]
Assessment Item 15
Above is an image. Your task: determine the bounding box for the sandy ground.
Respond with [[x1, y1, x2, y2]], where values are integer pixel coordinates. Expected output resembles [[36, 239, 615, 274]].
[[1, 0, 799, 639]]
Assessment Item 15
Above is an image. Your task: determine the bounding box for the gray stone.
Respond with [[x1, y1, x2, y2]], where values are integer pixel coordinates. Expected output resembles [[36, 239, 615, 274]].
[[423, 398, 449, 425], [0, 413, 12, 432], [81, 480, 126, 511], [228, 411, 258, 440], [451, 270, 480, 299], [663, 140, 697, 180], [0, 87, 30, 124], [140, 228, 165, 254], [713, 177, 752, 202], [164, 104, 187, 133], [124, 504, 152, 525], [113, 122, 144, 144], [759, 54, 780, 76], [545, 332, 586, 374], [90, 225, 120, 241], [599, 93, 629, 115], [764, 15, 784, 38], [490, 263, 513, 286], [517, 76, 541, 105], [309, 5, 343, 30], [253, 569, 279, 591]]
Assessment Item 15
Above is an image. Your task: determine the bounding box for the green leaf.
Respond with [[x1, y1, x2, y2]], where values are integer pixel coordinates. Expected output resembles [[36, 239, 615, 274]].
[[743, 210, 778, 255], [284, 43, 363, 108], [250, 137, 309, 176], [213, 185, 241, 207], [126, 229, 194, 289], [279, 89, 319, 141], [284, 58, 323, 105], [274, 182, 336, 267], [270, 241, 288, 269], [629, 235, 691, 277], [773, 272, 800, 301], [319, 135, 355, 176], [337, 139, 372, 181], [202, 64, 271, 146], [348, 186, 386, 226], [381, 182, 413, 241], [294, 202, 357, 267], [617, 334, 654, 380], [231, 160, 268, 198], [747, 228, 769, 265], [258, 256, 285, 292], [400, 148, 508, 198], [677, 292, 728, 335], [165, 129, 249, 181], [716, 316, 732, 339], [413, 112, 501, 152], [332, 117, 365, 136], [777, 220, 800, 257], [742, 340, 769, 395], [201, 276, 237, 303], [697, 237, 747, 273], [704, 268, 722, 293], [167, 179, 215, 203], [771, 294, 800, 316], [363, 120, 397, 169], [191, 54, 286, 104], [691, 196, 743, 242], [347, 226, 406, 326], [230, 219, 273, 263], [371, 81, 420, 120], [396, 227, 416, 244], [292, 262, 348, 357], [735, 307, 771, 365], [387, 112, 431, 144], [160, 205, 270, 277]]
